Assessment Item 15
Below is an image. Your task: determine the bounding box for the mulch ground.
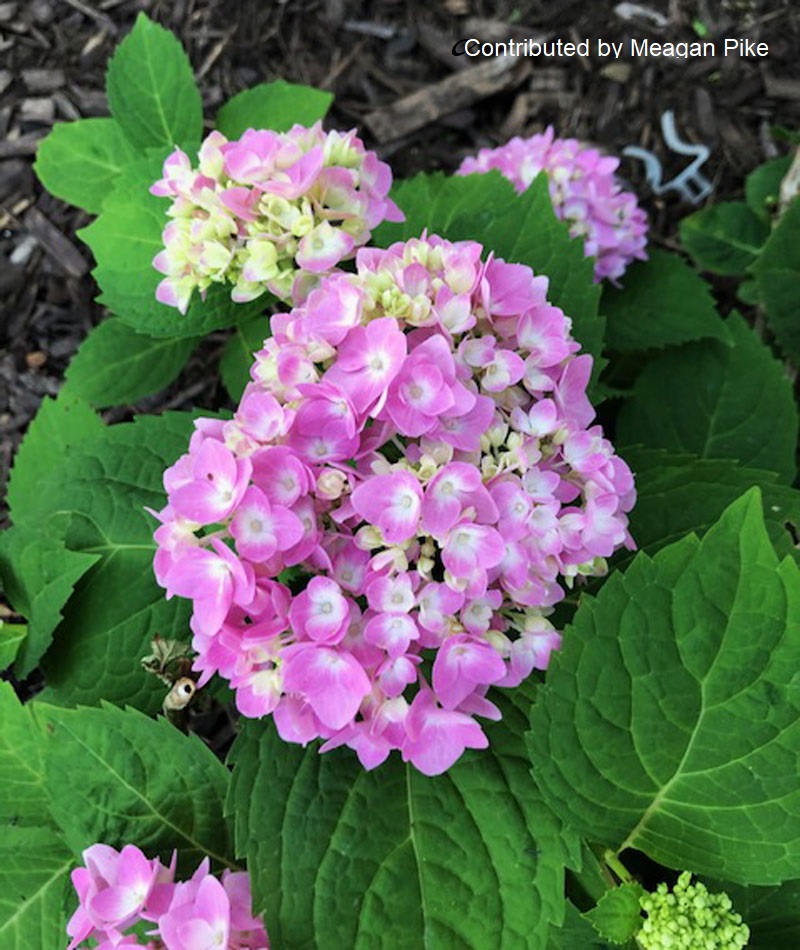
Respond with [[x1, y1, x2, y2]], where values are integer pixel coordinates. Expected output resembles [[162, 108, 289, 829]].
[[1, 0, 799, 528]]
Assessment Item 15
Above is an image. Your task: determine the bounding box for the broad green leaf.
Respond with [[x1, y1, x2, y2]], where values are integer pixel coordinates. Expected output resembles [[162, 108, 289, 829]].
[[704, 877, 800, 948], [6, 392, 103, 526], [374, 169, 517, 248], [216, 80, 333, 139], [80, 154, 265, 339], [0, 826, 72, 950], [0, 683, 53, 828], [529, 489, 800, 885], [0, 622, 26, 670], [33, 413, 202, 711], [623, 448, 800, 563], [679, 201, 769, 275], [64, 317, 197, 408], [746, 155, 792, 221], [42, 549, 191, 712], [34, 118, 138, 214], [219, 314, 270, 401], [374, 171, 605, 394], [549, 901, 613, 949], [752, 198, 800, 362], [106, 13, 202, 149], [0, 687, 70, 949], [602, 250, 730, 351], [617, 313, 798, 482], [583, 884, 644, 945], [737, 278, 761, 305], [228, 683, 580, 949], [0, 527, 99, 676], [42, 703, 237, 874]]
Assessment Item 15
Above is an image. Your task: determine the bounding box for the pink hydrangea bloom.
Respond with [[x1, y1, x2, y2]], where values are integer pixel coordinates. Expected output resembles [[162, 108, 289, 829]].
[[151, 124, 403, 313], [67, 845, 269, 950], [151, 234, 635, 775], [458, 127, 648, 282]]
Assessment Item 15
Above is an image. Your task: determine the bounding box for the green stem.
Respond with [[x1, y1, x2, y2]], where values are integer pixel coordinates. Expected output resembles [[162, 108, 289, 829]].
[[603, 849, 634, 885]]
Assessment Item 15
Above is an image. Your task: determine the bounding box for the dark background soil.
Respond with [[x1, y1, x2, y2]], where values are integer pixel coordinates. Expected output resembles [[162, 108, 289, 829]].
[[1, 0, 799, 526]]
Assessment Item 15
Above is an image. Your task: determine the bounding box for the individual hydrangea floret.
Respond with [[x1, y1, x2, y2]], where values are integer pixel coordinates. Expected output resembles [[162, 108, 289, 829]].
[[66, 843, 269, 949], [638, 872, 749, 950], [150, 123, 404, 313], [458, 126, 648, 282], [151, 234, 636, 775]]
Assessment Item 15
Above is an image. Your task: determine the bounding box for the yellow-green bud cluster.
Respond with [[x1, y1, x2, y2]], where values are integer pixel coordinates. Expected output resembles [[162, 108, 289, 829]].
[[638, 873, 749, 950]]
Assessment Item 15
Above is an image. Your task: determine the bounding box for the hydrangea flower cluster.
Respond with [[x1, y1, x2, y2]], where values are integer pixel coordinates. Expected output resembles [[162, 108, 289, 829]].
[[151, 234, 635, 775], [66, 843, 269, 949], [638, 873, 749, 950], [150, 122, 403, 313], [457, 127, 648, 282]]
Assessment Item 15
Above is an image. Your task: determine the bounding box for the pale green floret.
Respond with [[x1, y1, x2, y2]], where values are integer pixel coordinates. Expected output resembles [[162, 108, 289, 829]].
[[638, 873, 749, 950]]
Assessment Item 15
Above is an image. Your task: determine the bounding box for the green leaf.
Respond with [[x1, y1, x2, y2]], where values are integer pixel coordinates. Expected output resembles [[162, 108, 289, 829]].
[[216, 80, 333, 139], [219, 314, 270, 401], [602, 250, 730, 351], [549, 901, 614, 949], [703, 877, 800, 948], [617, 313, 798, 483], [737, 278, 761, 305], [228, 683, 580, 948], [0, 683, 53, 828], [746, 156, 792, 221], [0, 687, 71, 948], [0, 622, 26, 670], [623, 448, 800, 563], [64, 318, 197, 408], [42, 702, 237, 874], [106, 13, 202, 149], [33, 413, 203, 711], [6, 392, 104, 526], [583, 884, 645, 945], [79, 154, 265, 339], [34, 118, 138, 214], [0, 826, 72, 950], [529, 489, 800, 885], [375, 171, 605, 395], [0, 527, 99, 676], [752, 198, 800, 362], [679, 202, 769, 275]]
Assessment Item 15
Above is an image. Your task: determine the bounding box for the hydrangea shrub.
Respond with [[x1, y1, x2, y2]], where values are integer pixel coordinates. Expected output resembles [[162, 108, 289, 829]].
[[67, 845, 269, 950], [150, 124, 401, 311], [152, 235, 635, 774], [2, 12, 799, 950], [458, 127, 649, 282]]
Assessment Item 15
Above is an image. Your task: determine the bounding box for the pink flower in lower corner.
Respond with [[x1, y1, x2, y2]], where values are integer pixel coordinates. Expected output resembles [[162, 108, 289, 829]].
[[67, 847, 269, 950], [159, 874, 231, 950], [67, 844, 166, 950]]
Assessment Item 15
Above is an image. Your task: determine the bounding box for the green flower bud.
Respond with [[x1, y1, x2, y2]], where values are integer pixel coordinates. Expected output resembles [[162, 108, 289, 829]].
[[638, 873, 749, 950]]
